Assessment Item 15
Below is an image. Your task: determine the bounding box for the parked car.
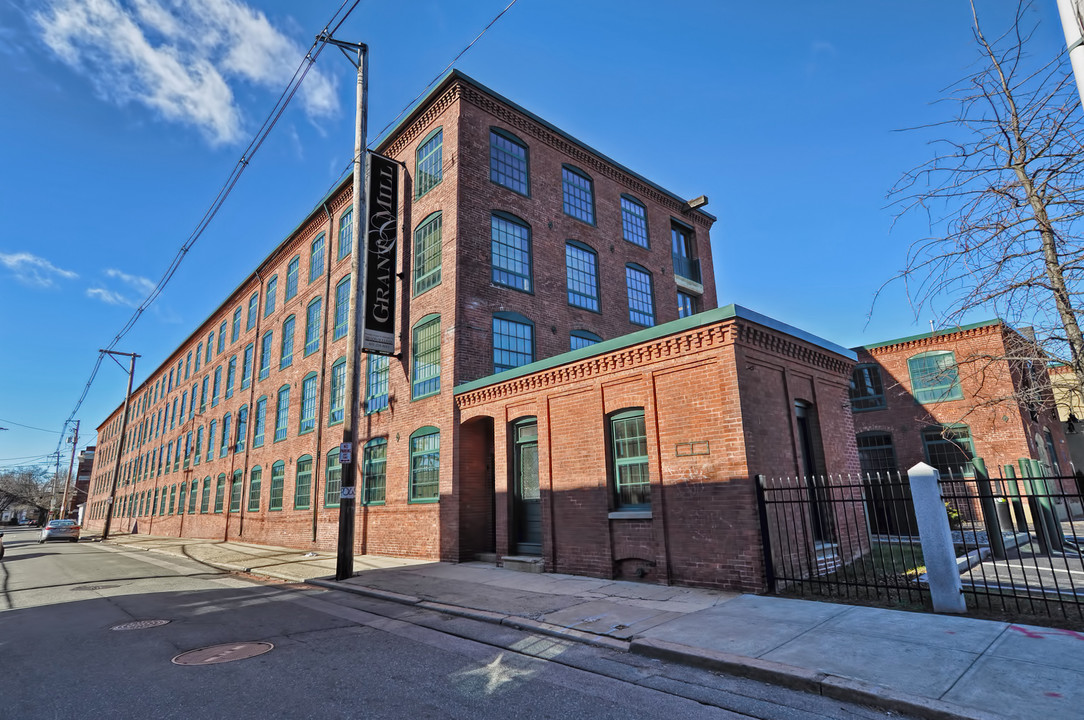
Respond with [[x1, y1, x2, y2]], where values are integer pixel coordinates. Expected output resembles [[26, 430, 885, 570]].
[[39, 520, 80, 543]]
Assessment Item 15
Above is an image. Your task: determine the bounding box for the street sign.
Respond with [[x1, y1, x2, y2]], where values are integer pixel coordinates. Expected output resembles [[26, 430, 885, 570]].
[[340, 486, 356, 500], [340, 442, 352, 463]]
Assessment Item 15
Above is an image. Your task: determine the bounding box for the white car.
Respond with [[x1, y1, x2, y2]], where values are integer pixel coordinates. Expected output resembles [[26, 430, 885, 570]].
[[39, 520, 80, 543]]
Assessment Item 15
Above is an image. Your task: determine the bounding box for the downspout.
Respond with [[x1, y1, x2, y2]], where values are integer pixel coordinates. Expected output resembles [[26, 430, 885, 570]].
[[311, 201, 336, 544]]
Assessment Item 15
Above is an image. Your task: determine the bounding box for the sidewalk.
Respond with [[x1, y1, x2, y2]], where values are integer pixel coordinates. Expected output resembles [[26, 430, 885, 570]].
[[99, 533, 1082, 720]]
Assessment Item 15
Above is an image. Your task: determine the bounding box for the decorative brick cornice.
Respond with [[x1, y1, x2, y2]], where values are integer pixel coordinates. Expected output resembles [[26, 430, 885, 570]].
[[735, 321, 853, 376], [456, 324, 729, 409], [458, 82, 714, 232], [866, 323, 1002, 356], [383, 83, 463, 158]]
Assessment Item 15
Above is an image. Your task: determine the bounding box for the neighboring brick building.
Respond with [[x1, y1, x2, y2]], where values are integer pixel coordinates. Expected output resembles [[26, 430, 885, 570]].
[[71, 446, 95, 523], [848, 320, 1074, 529]]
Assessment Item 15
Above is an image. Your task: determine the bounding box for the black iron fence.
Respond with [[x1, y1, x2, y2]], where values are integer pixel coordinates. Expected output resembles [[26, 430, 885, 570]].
[[755, 466, 1084, 623], [755, 473, 930, 609]]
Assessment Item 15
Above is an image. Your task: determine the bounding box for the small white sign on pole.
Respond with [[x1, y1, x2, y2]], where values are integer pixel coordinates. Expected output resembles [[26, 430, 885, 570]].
[[340, 442, 353, 464]]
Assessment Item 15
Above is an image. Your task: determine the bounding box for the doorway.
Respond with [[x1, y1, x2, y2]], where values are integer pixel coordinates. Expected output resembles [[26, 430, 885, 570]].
[[512, 418, 541, 556]]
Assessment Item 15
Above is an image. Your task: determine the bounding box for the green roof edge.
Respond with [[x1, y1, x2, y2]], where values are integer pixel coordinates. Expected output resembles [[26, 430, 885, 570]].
[[858, 318, 1003, 352], [453, 304, 857, 396]]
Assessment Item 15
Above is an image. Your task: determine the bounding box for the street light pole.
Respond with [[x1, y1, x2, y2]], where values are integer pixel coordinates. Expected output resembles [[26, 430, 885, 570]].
[[1057, 0, 1084, 109], [101, 350, 139, 541], [317, 33, 368, 582]]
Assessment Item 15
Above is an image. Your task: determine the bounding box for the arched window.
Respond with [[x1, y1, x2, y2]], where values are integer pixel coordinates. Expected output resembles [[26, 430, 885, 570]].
[[409, 426, 440, 502], [294, 455, 313, 510]]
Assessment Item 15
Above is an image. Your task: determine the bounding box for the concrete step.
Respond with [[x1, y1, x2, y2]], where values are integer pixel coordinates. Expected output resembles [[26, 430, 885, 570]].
[[474, 552, 498, 563], [501, 555, 544, 573]]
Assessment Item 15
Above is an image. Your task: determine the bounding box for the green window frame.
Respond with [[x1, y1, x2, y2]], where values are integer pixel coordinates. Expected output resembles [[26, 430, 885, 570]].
[[299, 372, 317, 434], [570, 330, 602, 350], [274, 385, 290, 442], [363, 438, 387, 505], [246, 292, 258, 330], [241, 343, 254, 390], [220, 413, 232, 457], [329, 358, 346, 424], [281, 315, 295, 369], [207, 420, 217, 461], [677, 291, 698, 318], [610, 409, 650, 509], [856, 431, 898, 476], [908, 351, 964, 404], [411, 314, 441, 399], [269, 461, 285, 511], [565, 240, 599, 312], [248, 466, 262, 512], [185, 351, 191, 380], [625, 264, 655, 327], [259, 330, 273, 380], [366, 354, 389, 413], [218, 321, 227, 354], [309, 234, 325, 283], [415, 127, 443, 197], [491, 212, 532, 292], [230, 470, 243, 513], [232, 307, 242, 343], [334, 276, 350, 340], [253, 396, 267, 447], [188, 479, 199, 514], [195, 342, 203, 372], [850, 363, 886, 411], [169, 484, 176, 514], [620, 195, 649, 248], [922, 424, 975, 478], [206, 333, 214, 362], [178, 482, 186, 515], [212, 366, 222, 406], [561, 165, 595, 224], [489, 127, 528, 195], [264, 275, 277, 316], [294, 454, 312, 509], [285, 256, 300, 300], [225, 356, 236, 399], [194, 426, 203, 465], [236, 405, 248, 452], [338, 208, 353, 261], [200, 376, 208, 412], [493, 312, 534, 373], [304, 297, 322, 356], [200, 477, 211, 513], [324, 449, 341, 508], [214, 474, 226, 513], [413, 212, 442, 295], [409, 426, 440, 502], [183, 430, 192, 468]]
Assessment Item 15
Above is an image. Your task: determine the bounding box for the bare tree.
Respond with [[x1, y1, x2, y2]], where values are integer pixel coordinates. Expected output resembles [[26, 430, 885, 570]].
[[887, 1, 1084, 416], [0, 466, 52, 518]]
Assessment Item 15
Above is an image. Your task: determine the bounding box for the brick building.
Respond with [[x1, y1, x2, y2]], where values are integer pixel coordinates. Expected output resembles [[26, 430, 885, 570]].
[[849, 320, 1073, 528], [81, 71, 860, 591], [71, 446, 95, 523]]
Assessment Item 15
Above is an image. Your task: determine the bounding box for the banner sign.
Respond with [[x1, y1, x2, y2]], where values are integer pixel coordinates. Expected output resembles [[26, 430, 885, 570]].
[[361, 152, 399, 355]]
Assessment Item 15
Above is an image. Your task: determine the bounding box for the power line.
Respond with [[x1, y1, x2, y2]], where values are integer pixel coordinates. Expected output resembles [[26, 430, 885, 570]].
[[50, 0, 367, 457], [0, 418, 62, 434]]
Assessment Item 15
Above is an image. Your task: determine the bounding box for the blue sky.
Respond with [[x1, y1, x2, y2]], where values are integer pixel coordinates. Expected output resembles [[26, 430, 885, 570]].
[[0, 0, 1067, 469]]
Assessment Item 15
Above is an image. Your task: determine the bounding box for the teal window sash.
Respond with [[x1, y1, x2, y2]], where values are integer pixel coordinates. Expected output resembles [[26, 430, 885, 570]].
[[412, 317, 441, 399], [611, 410, 650, 509], [414, 213, 442, 295], [415, 128, 443, 197], [409, 428, 440, 502], [294, 455, 313, 509]]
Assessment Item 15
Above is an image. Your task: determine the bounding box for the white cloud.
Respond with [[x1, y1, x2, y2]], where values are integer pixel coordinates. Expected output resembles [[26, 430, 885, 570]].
[[86, 267, 156, 307], [33, 0, 337, 146], [0, 251, 78, 287]]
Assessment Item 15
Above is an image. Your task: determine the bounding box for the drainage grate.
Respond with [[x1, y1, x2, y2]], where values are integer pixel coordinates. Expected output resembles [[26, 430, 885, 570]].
[[172, 642, 273, 666], [112, 619, 171, 631]]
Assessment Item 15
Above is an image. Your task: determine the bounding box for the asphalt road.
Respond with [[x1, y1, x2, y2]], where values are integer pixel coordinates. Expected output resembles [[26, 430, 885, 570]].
[[0, 527, 907, 719]]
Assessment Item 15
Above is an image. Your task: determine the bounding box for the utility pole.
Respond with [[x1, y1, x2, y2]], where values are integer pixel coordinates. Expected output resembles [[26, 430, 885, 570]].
[[60, 420, 79, 520], [48, 451, 61, 520], [1057, 0, 1084, 108], [101, 350, 139, 540], [317, 33, 368, 582]]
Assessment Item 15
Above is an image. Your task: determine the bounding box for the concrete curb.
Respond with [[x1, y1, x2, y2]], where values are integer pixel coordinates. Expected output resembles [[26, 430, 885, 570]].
[[630, 638, 1003, 720]]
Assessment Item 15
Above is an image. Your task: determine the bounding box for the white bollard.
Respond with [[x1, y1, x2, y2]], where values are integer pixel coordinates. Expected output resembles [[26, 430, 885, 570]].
[[907, 462, 967, 613]]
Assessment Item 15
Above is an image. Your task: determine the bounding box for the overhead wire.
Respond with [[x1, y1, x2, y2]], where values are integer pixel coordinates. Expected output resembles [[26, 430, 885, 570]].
[[0, 418, 63, 434], [49, 0, 517, 466]]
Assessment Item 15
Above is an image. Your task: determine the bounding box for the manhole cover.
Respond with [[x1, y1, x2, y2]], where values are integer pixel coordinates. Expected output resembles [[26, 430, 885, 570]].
[[172, 642, 273, 666], [112, 619, 171, 631], [73, 585, 118, 592]]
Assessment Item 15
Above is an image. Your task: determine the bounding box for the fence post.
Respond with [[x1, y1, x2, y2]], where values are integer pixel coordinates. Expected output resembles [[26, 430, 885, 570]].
[[1018, 459, 1056, 554], [972, 458, 1006, 560], [1003, 465, 1028, 536], [754, 475, 776, 593], [1029, 458, 1064, 552], [907, 463, 966, 613]]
